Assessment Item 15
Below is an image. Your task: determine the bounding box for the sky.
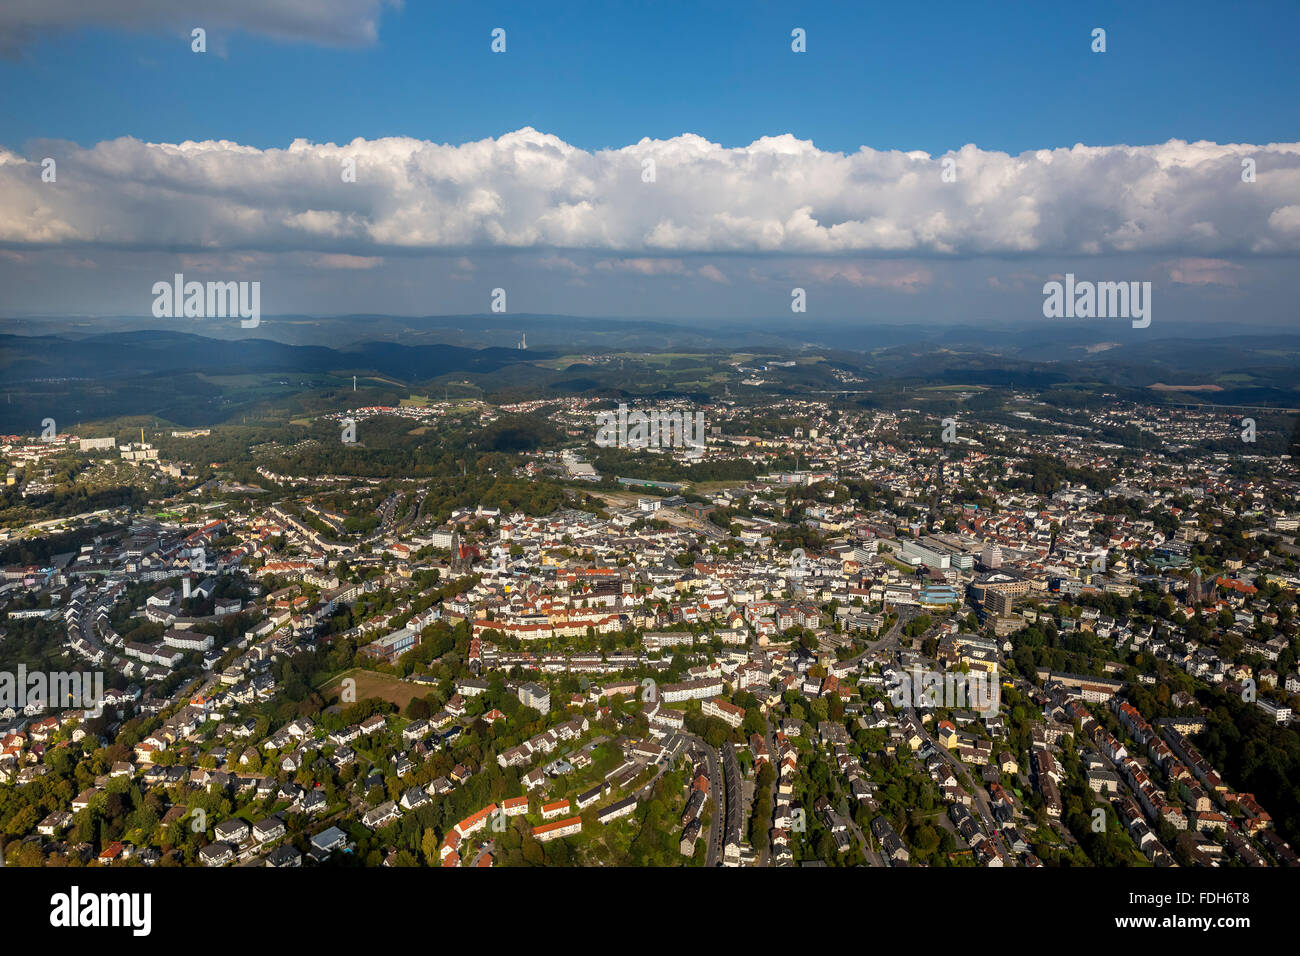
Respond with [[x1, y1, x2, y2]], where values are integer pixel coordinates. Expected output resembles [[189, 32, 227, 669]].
[[1, 0, 1298, 327]]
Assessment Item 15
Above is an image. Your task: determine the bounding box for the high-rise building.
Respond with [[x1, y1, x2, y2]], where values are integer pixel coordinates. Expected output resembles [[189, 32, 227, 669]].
[[519, 682, 550, 714]]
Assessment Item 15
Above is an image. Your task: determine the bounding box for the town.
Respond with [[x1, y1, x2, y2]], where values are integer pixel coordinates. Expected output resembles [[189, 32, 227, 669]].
[[1, 385, 1297, 869]]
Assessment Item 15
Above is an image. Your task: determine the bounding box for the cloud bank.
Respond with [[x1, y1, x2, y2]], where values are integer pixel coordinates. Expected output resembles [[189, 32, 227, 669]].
[[2, 129, 1298, 259]]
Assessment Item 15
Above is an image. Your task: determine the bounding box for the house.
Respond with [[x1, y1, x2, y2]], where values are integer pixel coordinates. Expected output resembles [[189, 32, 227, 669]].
[[541, 798, 571, 820], [681, 819, 702, 855], [266, 845, 302, 868], [253, 816, 286, 843], [871, 816, 909, 865], [400, 786, 431, 810], [501, 796, 529, 817], [309, 826, 349, 859], [37, 811, 72, 836], [701, 697, 746, 729], [299, 789, 328, 815], [1087, 769, 1121, 794], [214, 818, 250, 844], [199, 843, 235, 867], [97, 841, 128, 864], [362, 800, 401, 829], [402, 720, 431, 743], [329, 725, 361, 746], [532, 816, 582, 843], [597, 796, 638, 824]]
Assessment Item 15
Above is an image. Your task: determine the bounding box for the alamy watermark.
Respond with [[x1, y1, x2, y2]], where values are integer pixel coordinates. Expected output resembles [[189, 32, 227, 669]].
[[151, 273, 260, 328], [1042, 273, 1150, 328], [595, 403, 706, 459], [0, 665, 104, 716], [50, 886, 151, 936]]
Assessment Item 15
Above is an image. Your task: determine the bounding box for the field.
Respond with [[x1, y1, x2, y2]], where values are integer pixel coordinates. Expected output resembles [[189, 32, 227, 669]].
[[591, 491, 642, 509], [321, 669, 428, 710]]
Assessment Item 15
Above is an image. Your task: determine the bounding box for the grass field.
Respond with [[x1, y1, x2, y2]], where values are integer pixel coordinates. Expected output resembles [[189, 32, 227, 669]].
[[592, 491, 642, 509], [321, 669, 429, 710], [689, 480, 746, 493]]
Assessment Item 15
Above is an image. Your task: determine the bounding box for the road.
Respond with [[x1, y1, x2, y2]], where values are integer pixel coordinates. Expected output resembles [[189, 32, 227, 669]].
[[847, 812, 884, 866], [684, 734, 724, 867], [756, 726, 779, 866], [842, 608, 910, 668]]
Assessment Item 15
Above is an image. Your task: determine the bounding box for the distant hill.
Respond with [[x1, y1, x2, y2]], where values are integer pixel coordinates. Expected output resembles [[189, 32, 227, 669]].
[[1, 323, 1298, 434], [0, 330, 546, 432], [0, 330, 541, 382]]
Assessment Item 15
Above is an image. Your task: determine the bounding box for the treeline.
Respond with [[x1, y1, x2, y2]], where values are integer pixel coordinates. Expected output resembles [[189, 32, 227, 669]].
[[1194, 692, 1300, 851], [1007, 621, 1114, 679], [0, 523, 125, 566], [262, 413, 559, 480], [0, 482, 149, 527], [590, 446, 759, 483], [1002, 455, 1112, 495]]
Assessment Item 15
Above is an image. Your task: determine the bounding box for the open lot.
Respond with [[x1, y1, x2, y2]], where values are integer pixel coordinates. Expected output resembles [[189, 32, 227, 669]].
[[321, 669, 428, 710]]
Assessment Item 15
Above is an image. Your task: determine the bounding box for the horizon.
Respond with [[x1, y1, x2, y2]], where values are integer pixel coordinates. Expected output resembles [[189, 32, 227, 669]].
[[1, 1, 1298, 328]]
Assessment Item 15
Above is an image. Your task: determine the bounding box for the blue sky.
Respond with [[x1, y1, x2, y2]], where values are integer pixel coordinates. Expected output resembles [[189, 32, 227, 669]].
[[0, 0, 1298, 326], [3, 1, 1296, 154]]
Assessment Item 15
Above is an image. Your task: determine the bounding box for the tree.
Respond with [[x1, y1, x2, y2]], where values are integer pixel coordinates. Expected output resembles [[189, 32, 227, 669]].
[[421, 832, 441, 868]]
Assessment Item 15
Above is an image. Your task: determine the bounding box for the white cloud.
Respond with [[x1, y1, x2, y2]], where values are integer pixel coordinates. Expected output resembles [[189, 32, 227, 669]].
[[177, 251, 270, 270], [595, 257, 686, 276], [805, 261, 934, 291], [537, 255, 588, 275], [1161, 257, 1245, 287], [1, 129, 1298, 260], [303, 252, 384, 270]]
